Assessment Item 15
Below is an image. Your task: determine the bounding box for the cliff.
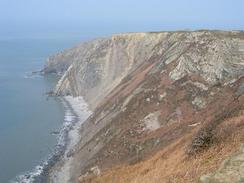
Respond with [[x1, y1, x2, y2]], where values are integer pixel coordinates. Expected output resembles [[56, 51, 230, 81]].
[[44, 30, 244, 183], [45, 33, 169, 109]]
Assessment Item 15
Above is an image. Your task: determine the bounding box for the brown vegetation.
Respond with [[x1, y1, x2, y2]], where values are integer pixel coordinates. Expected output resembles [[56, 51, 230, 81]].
[[78, 64, 244, 183], [80, 105, 244, 183]]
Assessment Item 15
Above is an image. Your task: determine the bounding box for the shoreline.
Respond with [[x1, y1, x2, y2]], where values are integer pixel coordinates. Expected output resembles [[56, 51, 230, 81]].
[[47, 96, 92, 183], [14, 96, 92, 183]]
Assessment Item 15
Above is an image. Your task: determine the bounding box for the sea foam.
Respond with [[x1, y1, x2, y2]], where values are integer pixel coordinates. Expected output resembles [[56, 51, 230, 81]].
[[12, 96, 91, 183]]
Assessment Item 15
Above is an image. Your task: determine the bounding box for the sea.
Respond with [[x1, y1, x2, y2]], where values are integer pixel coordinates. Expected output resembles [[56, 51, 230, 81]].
[[0, 37, 80, 183]]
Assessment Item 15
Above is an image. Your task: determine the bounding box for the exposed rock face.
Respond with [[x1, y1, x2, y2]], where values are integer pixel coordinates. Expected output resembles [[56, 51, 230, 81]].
[[143, 111, 161, 131], [200, 144, 244, 183], [45, 31, 244, 109], [168, 32, 244, 84], [53, 33, 168, 109], [43, 38, 110, 74], [44, 30, 244, 183]]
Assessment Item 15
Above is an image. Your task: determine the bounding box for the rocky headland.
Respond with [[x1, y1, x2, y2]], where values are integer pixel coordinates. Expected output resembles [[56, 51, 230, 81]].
[[44, 30, 244, 183]]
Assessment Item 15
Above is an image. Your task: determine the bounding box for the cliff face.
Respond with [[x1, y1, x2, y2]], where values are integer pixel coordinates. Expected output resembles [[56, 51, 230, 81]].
[[49, 33, 168, 109], [43, 38, 109, 75], [44, 30, 244, 183], [45, 31, 244, 109]]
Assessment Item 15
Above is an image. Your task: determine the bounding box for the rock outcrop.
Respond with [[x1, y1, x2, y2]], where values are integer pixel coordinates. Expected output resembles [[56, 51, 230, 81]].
[[200, 144, 244, 183], [45, 31, 244, 109], [52, 33, 168, 109], [44, 30, 244, 183], [43, 38, 109, 75]]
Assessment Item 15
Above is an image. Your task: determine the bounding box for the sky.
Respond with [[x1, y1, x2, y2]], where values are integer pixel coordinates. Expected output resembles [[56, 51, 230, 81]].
[[0, 0, 243, 39]]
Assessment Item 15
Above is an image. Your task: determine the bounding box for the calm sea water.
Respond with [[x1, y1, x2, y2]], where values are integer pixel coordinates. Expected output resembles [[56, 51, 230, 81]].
[[0, 38, 78, 182]]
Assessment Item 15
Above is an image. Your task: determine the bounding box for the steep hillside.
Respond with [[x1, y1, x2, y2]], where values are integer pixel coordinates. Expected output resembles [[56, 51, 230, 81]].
[[45, 33, 168, 109], [44, 30, 244, 183]]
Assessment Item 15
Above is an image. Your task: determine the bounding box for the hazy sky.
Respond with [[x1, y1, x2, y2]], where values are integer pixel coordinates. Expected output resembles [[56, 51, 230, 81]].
[[0, 0, 243, 39]]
